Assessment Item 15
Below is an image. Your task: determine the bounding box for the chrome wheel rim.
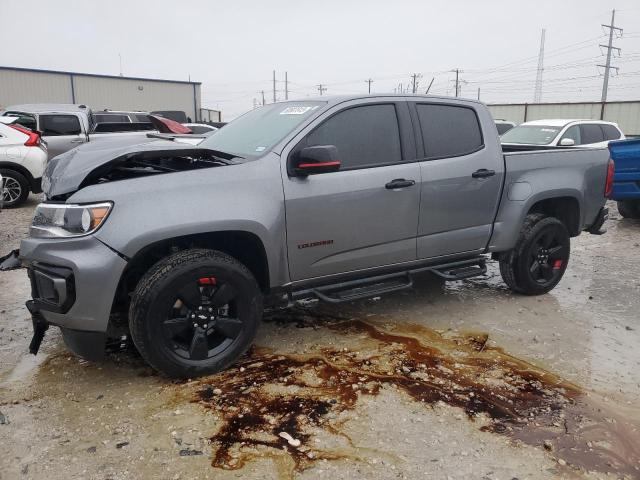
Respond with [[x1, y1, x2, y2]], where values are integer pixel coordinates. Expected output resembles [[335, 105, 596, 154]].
[[2, 177, 22, 203]]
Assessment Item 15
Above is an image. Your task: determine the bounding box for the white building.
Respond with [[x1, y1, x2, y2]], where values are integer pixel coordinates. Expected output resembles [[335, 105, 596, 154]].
[[0, 66, 215, 122]]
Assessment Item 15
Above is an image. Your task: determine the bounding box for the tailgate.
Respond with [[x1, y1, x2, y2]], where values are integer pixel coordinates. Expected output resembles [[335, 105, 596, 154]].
[[609, 139, 640, 199]]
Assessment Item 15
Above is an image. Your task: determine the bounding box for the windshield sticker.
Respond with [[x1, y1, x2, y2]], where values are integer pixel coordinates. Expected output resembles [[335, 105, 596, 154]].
[[280, 106, 315, 115], [255, 146, 266, 152]]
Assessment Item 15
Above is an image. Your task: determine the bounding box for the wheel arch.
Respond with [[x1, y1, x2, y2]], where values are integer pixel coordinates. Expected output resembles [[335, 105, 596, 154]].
[[110, 230, 270, 321], [0, 161, 37, 191], [526, 195, 581, 236]]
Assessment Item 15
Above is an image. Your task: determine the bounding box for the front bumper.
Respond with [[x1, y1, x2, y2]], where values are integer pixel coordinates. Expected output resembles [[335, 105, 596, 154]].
[[20, 235, 128, 358]]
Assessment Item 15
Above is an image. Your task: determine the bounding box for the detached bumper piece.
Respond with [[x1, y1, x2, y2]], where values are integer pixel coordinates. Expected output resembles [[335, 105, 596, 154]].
[[0, 249, 22, 271], [587, 207, 609, 235], [26, 300, 49, 355]]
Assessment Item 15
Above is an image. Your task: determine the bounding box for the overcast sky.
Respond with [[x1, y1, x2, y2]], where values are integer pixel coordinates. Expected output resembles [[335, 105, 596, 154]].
[[1, 0, 639, 119]]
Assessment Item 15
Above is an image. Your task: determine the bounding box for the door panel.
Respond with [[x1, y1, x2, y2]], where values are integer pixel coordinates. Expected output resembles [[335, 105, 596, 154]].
[[418, 151, 503, 258], [284, 163, 421, 280], [413, 102, 504, 259], [282, 101, 420, 282], [39, 114, 86, 158]]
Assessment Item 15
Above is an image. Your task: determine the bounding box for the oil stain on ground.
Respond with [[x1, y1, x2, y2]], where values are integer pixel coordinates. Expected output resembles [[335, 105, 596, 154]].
[[182, 307, 640, 478]]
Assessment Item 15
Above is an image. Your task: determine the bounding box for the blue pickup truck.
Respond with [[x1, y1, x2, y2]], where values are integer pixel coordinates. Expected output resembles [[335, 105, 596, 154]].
[[610, 138, 640, 218]]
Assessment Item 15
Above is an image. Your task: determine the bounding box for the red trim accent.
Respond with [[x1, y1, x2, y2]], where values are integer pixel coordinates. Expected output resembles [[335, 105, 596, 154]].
[[552, 259, 563, 270], [198, 277, 217, 285], [298, 161, 340, 169], [9, 124, 41, 147]]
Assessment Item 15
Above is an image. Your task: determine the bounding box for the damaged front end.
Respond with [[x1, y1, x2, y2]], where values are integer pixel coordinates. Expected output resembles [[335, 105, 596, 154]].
[[43, 139, 239, 200], [0, 249, 21, 271]]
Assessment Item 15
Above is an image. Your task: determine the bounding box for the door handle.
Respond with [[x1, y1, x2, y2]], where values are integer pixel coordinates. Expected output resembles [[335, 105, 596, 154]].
[[70, 139, 85, 144], [472, 169, 496, 179], [385, 179, 416, 189]]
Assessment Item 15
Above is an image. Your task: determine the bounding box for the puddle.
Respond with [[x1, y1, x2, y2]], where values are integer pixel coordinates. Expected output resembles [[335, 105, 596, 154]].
[[177, 307, 640, 477]]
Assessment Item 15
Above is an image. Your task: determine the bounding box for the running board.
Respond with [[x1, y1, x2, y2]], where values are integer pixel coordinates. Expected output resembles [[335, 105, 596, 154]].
[[289, 257, 488, 305], [427, 258, 487, 280], [312, 274, 413, 304]]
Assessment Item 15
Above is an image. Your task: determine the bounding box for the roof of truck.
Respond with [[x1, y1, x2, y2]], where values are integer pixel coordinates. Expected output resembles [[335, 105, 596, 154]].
[[2, 104, 90, 114], [282, 94, 484, 106]]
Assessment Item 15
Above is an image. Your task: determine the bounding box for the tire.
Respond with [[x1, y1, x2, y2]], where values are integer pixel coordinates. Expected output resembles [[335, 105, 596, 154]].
[[617, 200, 640, 219], [499, 214, 570, 296], [129, 248, 263, 378], [0, 169, 29, 208]]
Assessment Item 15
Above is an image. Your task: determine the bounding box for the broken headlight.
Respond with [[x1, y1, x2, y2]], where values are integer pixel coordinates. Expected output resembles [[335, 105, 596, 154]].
[[30, 202, 113, 238]]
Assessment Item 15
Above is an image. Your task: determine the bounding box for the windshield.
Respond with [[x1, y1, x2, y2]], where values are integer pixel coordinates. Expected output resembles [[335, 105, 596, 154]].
[[198, 101, 325, 157], [500, 125, 562, 145]]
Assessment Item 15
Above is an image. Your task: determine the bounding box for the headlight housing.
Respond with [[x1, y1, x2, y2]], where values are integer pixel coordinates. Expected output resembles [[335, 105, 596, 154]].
[[30, 202, 113, 238]]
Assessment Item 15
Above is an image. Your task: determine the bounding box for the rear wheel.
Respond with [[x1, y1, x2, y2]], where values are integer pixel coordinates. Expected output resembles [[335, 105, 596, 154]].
[[617, 200, 640, 219], [0, 169, 29, 208], [129, 249, 262, 378], [499, 214, 570, 295]]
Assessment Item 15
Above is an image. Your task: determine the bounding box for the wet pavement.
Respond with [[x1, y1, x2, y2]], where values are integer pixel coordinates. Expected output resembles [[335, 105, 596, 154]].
[[1, 197, 639, 480]]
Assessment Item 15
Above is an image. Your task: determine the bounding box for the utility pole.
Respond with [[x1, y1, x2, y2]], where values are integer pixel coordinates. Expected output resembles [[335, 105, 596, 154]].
[[599, 9, 622, 103], [452, 69, 461, 97], [425, 77, 434, 94], [272, 70, 277, 103], [284, 71, 289, 100], [410, 73, 422, 94], [534, 28, 546, 103], [317, 84, 327, 95], [260, 90, 266, 106], [118, 53, 123, 76], [477, 87, 480, 101], [366, 78, 373, 93]]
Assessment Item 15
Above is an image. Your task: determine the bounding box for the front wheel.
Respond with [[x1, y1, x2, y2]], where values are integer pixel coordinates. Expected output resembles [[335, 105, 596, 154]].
[[129, 249, 263, 378], [499, 214, 570, 295]]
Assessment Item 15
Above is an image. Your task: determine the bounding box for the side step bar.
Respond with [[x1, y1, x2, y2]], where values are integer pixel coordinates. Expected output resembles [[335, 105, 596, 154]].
[[291, 257, 487, 304]]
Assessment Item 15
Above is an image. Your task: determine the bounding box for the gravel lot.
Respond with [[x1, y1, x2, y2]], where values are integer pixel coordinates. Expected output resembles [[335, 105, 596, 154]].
[[1, 196, 639, 480]]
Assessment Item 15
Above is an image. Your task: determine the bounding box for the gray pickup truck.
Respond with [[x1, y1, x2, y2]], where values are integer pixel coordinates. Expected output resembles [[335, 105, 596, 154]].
[[14, 95, 612, 378]]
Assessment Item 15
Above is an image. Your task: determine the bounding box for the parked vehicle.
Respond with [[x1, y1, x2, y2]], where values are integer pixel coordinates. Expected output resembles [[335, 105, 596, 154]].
[[0, 118, 47, 207], [92, 109, 151, 124], [501, 119, 624, 149], [1, 104, 157, 159], [608, 138, 640, 218], [495, 119, 517, 135], [13, 95, 612, 378], [151, 110, 190, 123]]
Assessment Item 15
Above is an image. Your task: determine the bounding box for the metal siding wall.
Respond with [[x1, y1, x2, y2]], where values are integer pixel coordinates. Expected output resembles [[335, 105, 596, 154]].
[[487, 105, 526, 124], [0, 70, 72, 108], [72, 76, 199, 121], [603, 103, 640, 137], [526, 103, 602, 121]]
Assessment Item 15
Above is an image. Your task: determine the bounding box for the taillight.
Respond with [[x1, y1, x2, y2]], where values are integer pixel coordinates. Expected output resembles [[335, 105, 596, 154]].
[[604, 158, 615, 198], [9, 124, 41, 147]]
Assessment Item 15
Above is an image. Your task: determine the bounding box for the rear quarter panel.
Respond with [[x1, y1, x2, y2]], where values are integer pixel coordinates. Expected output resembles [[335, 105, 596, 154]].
[[489, 148, 609, 252]]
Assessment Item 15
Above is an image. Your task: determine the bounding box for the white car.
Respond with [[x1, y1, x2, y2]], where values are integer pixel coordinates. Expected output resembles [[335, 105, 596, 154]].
[[182, 123, 219, 135], [501, 119, 625, 148], [0, 118, 48, 207]]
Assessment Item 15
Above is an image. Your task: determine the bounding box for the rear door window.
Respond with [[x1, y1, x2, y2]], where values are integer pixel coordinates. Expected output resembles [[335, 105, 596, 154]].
[[416, 104, 483, 159], [40, 115, 82, 136], [601, 124, 621, 140], [578, 124, 605, 144], [303, 104, 402, 170]]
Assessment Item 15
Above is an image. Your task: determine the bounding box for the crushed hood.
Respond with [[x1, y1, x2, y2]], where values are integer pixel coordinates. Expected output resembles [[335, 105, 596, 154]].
[[42, 137, 214, 198]]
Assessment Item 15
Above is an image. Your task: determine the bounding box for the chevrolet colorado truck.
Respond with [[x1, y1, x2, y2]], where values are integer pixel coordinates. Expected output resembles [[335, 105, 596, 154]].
[[13, 95, 612, 378]]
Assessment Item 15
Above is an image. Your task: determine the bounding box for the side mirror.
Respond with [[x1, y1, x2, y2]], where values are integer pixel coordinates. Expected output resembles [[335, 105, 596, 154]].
[[292, 145, 341, 176], [559, 138, 575, 146]]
